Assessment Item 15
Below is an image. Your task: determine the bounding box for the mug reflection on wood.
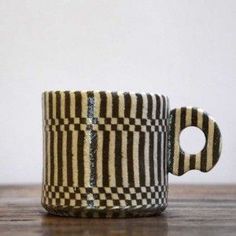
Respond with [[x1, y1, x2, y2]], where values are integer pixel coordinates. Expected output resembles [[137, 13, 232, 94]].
[[41, 91, 222, 218]]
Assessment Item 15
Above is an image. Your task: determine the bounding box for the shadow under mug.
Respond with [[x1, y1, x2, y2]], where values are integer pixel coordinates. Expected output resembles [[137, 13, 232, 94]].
[[41, 91, 222, 218]]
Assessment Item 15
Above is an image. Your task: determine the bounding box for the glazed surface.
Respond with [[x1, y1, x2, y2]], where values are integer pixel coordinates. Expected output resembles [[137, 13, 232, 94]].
[[42, 91, 169, 217]]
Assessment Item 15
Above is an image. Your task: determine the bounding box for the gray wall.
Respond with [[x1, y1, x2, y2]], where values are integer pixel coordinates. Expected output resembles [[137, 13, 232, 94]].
[[0, 0, 235, 184]]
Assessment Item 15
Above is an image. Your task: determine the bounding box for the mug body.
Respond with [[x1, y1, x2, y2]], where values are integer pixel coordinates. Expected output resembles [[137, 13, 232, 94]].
[[41, 91, 169, 217]]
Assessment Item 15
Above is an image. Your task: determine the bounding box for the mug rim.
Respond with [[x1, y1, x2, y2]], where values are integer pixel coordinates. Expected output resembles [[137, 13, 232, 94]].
[[42, 90, 169, 100]]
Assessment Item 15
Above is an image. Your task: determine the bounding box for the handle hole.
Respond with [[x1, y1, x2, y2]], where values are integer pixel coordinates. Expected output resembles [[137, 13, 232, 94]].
[[180, 127, 206, 154]]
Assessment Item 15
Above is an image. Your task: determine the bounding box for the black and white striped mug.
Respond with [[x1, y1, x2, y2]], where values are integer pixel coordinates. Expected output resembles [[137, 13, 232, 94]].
[[41, 91, 222, 218]]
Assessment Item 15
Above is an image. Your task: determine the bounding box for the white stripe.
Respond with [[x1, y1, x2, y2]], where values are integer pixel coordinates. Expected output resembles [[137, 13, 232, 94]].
[[130, 94, 137, 118], [166, 97, 170, 115], [133, 132, 140, 187], [185, 108, 192, 126], [152, 95, 157, 119], [118, 92, 125, 117], [70, 92, 75, 118], [160, 96, 163, 119], [52, 92, 57, 119], [106, 92, 112, 117], [60, 92, 65, 118], [142, 94, 148, 118], [122, 132, 128, 187], [206, 120, 215, 171], [81, 92, 88, 118], [173, 109, 181, 175], [94, 92, 101, 117], [83, 131, 90, 187]]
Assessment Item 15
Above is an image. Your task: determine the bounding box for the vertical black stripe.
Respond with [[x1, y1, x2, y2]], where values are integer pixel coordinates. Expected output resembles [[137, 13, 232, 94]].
[[55, 92, 62, 186], [112, 92, 119, 117], [190, 154, 196, 170], [147, 94, 153, 119], [43, 93, 47, 120], [149, 132, 155, 186], [56, 92, 61, 119], [178, 107, 186, 175], [155, 95, 161, 118], [87, 91, 94, 118], [102, 131, 110, 186], [57, 131, 63, 186], [43, 92, 48, 184], [213, 123, 220, 166], [162, 97, 167, 184], [43, 93, 47, 184], [45, 131, 48, 184], [65, 91, 70, 118], [115, 131, 122, 186], [124, 93, 131, 117], [136, 94, 143, 119], [77, 131, 85, 186], [112, 92, 122, 186], [162, 95, 166, 118], [50, 131, 54, 185], [169, 108, 176, 173], [48, 92, 53, 119], [65, 91, 71, 185], [127, 132, 134, 186], [67, 131, 73, 185], [191, 108, 198, 126], [190, 108, 198, 169], [75, 92, 82, 117], [157, 132, 162, 185], [163, 129, 167, 184], [100, 92, 107, 117], [138, 132, 145, 186], [87, 91, 97, 187], [90, 131, 97, 187], [201, 114, 209, 171]]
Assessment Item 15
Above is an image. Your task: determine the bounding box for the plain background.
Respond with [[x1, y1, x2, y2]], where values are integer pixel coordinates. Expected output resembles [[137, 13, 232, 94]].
[[0, 0, 235, 184]]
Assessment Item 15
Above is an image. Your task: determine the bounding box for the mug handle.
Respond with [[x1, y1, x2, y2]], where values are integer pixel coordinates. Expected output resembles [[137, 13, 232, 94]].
[[168, 107, 222, 176]]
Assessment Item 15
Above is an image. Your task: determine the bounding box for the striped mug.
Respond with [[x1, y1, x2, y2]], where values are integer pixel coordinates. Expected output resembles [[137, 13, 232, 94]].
[[41, 91, 222, 217]]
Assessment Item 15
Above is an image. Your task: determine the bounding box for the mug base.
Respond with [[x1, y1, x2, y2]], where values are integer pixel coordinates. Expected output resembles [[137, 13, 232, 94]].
[[42, 203, 167, 218]]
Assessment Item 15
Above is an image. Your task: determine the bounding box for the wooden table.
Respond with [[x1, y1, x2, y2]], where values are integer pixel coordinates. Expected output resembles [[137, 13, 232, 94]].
[[0, 185, 235, 236]]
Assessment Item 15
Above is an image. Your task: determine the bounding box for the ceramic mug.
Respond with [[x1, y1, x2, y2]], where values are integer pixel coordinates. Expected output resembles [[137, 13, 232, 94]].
[[41, 91, 222, 217]]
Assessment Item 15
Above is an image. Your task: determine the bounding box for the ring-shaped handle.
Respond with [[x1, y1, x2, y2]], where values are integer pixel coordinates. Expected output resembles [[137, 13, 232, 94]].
[[168, 107, 222, 176]]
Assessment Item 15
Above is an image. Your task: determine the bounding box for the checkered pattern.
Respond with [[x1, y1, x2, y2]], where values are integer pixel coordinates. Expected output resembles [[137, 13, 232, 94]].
[[45, 117, 168, 126], [44, 117, 168, 133], [42, 185, 167, 209], [42, 91, 169, 217]]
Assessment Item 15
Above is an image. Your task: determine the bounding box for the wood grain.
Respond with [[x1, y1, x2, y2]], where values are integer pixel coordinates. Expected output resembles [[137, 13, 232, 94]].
[[0, 185, 235, 236]]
